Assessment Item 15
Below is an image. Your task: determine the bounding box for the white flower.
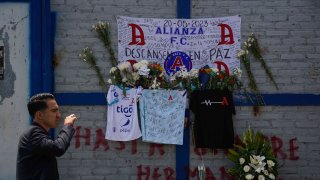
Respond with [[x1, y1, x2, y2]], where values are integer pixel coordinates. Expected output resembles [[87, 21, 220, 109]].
[[173, 66, 189, 79], [249, 163, 266, 173], [245, 174, 254, 180], [137, 65, 150, 77], [198, 165, 205, 171], [243, 165, 251, 172], [243, 41, 248, 49], [237, 49, 247, 58], [239, 158, 245, 165], [133, 63, 141, 71], [150, 78, 160, 89], [250, 155, 265, 165], [109, 67, 117, 74], [267, 160, 275, 168], [95, 21, 108, 30], [170, 75, 176, 81], [248, 37, 255, 43], [133, 62, 142, 71], [133, 61, 150, 77], [107, 79, 112, 84], [263, 170, 269, 175], [211, 68, 219, 74], [233, 68, 242, 78], [249, 155, 266, 173], [132, 72, 140, 81], [139, 60, 149, 65], [117, 62, 131, 72], [189, 69, 198, 78], [122, 77, 128, 83], [175, 71, 182, 78], [258, 175, 265, 180], [159, 71, 165, 77], [133, 60, 149, 71], [268, 173, 275, 179], [177, 70, 189, 78]]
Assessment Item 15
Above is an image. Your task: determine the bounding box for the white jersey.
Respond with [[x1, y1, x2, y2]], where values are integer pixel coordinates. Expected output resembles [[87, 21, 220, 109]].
[[105, 85, 142, 141]]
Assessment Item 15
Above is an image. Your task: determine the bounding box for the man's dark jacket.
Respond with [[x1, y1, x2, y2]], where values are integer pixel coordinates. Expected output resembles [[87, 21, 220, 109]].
[[16, 122, 75, 180]]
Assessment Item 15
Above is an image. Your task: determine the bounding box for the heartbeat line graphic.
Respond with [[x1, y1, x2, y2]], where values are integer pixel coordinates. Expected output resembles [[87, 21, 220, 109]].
[[201, 100, 222, 106]]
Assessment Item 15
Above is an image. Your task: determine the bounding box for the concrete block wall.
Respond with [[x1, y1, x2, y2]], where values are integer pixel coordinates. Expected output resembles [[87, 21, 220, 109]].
[[51, 0, 320, 179]]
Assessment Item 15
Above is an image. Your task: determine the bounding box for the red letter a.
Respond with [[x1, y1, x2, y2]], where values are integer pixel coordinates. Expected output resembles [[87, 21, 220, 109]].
[[170, 56, 183, 71], [221, 97, 229, 106], [218, 24, 235, 45], [128, 24, 145, 45]]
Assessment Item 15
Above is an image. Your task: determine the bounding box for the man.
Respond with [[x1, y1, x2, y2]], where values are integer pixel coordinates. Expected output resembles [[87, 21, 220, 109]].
[[16, 93, 77, 180]]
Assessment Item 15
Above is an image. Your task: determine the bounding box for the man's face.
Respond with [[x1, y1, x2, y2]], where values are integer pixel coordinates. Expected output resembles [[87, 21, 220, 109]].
[[40, 99, 61, 129]]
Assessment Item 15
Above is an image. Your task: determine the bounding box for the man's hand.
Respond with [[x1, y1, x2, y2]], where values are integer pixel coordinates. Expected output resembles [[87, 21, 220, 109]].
[[64, 114, 77, 126]]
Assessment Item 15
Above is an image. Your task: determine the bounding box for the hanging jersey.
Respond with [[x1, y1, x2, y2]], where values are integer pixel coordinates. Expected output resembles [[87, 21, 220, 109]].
[[105, 85, 142, 141], [190, 89, 235, 148], [139, 89, 187, 145]]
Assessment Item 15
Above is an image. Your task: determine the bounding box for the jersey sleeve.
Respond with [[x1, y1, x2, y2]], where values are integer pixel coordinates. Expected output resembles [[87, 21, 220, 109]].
[[137, 86, 143, 96], [107, 85, 119, 106]]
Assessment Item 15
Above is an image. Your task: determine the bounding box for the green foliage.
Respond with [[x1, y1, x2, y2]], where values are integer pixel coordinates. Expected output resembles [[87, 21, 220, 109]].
[[247, 34, 278, 90], [237, 33, 278, 116], [79, 47, 107, 93], [92, 22, 118, 67], [80, 21, 119, 94], [198, 66, 243, 91]]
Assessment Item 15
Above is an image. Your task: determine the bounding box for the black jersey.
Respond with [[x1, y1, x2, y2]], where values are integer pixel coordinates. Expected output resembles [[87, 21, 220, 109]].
[[190, 89, 235, 148]]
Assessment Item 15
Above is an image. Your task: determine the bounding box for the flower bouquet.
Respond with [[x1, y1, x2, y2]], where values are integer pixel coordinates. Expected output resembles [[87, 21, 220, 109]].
[[108, 59, 243, 93], [198, 65, 242, 91], [108, 60, 171, 90], [227, 128, 278, 180], [237, 33, 278, 116], [169, 66, 199, 90]]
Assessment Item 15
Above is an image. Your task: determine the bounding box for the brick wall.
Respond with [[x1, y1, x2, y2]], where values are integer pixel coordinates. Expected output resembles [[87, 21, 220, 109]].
[[51, 0, 320, 179]]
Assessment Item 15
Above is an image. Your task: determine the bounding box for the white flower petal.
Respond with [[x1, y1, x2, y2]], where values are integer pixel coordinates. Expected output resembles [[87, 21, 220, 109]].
[[239, 158, 245, 165]]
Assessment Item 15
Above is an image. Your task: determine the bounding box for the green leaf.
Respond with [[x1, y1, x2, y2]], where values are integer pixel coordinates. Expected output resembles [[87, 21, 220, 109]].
[[234, 144, 245, 151], [228, 149, 240, 156], [227, 154, 238, 163], [227, 149, 240, 163], [227, 168, 238, 176]]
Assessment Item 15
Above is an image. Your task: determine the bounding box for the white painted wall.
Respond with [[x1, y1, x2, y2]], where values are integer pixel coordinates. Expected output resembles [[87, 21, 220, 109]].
[[0, 3, 30, 180]]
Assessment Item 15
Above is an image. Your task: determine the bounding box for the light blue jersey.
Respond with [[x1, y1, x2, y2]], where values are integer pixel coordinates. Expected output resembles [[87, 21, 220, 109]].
[[139, 89, 187, 145]]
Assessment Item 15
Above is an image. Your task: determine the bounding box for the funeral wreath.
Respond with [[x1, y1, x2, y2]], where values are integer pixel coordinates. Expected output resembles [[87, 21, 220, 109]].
[[227, 128, 279, 180]]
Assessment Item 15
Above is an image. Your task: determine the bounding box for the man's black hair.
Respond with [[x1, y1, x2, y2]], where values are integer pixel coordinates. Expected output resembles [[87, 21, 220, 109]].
[[27, 93, 55, 118]]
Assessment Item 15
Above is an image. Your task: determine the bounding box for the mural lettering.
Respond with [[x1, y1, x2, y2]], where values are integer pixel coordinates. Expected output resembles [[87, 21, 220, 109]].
[[74, 126, 300, 161], [73, 126, 299, 179]]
